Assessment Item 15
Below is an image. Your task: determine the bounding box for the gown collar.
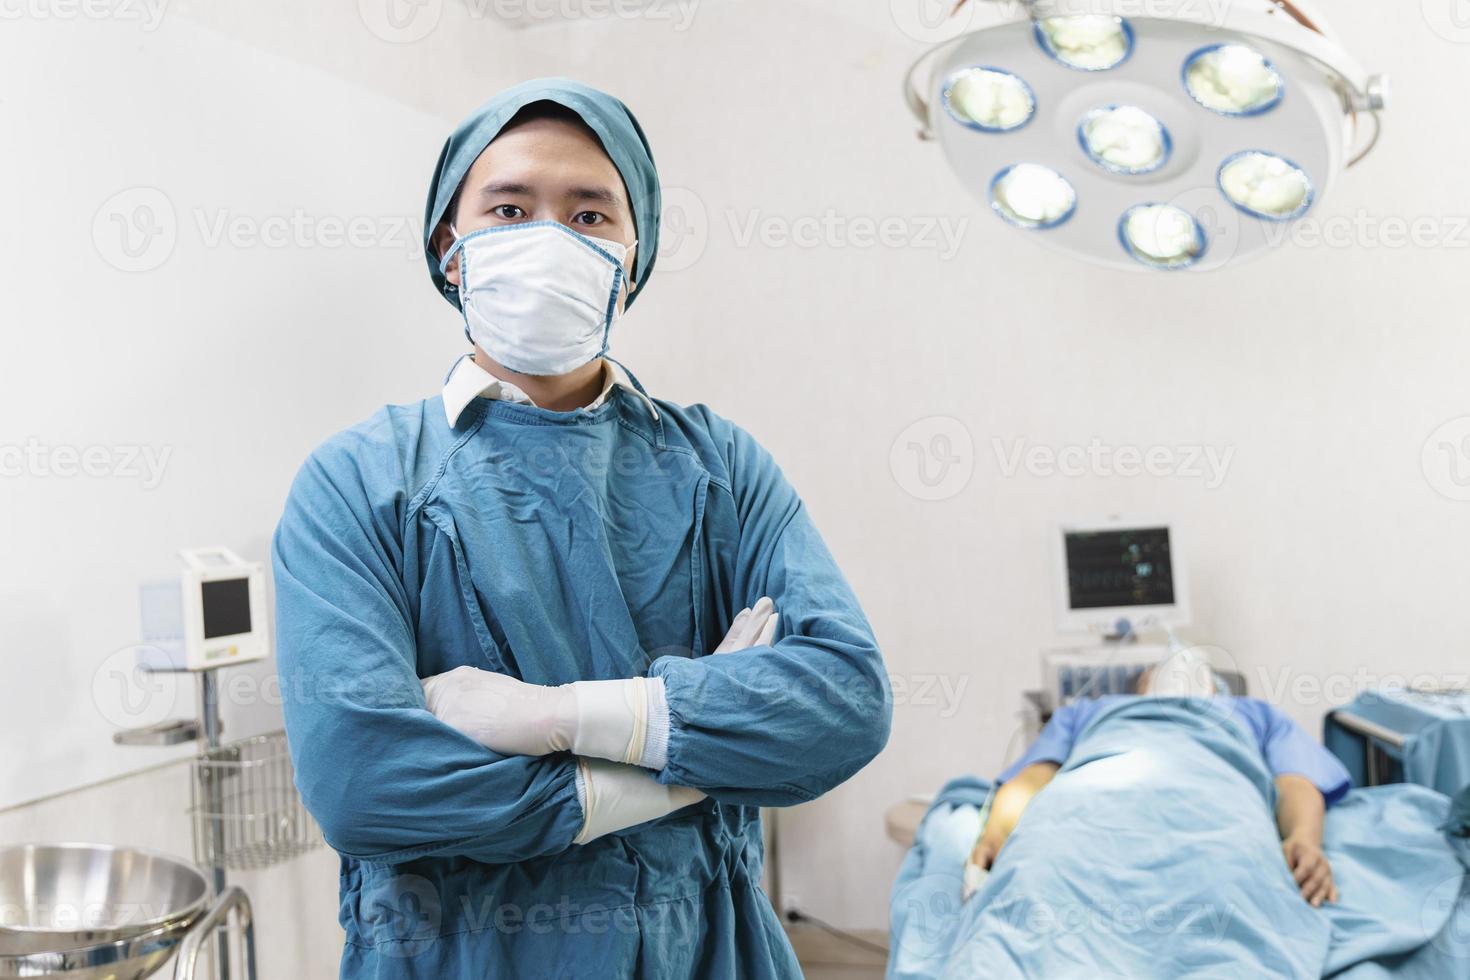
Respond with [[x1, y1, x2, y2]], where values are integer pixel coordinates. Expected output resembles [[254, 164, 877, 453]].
[[442, 354, 659, 428]]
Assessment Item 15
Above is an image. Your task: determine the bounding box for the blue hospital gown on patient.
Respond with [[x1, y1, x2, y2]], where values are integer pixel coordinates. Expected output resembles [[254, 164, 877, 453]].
[[271, 379, 892, 978], [1001, 695, 1351, 804]]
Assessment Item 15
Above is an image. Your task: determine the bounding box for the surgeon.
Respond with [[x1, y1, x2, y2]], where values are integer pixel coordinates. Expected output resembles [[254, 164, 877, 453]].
[[271, 78, 891, 978], [969, 655, 1349, 908]]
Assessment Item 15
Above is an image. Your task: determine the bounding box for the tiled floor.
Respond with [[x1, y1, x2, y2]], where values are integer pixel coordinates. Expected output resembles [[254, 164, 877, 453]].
[[788, 922, 888, 979], [799, 964, 886, 979]]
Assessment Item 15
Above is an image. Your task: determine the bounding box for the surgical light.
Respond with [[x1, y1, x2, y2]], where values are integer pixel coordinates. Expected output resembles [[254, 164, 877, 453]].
[[1183, 44, 1283, 116], [1119, 204, 1205, 269], [905, 0, 1387, 272], [990, 164, 1076, 228], [1079, 105, 1170, 175], [1035, 15, 1133, 71], [943, 67, 1035, 132], [1218, 150, 1313, 219]]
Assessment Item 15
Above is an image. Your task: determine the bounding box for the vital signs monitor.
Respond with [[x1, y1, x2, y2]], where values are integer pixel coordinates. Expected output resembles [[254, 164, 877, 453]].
[[1052, 517, 1189, 635]]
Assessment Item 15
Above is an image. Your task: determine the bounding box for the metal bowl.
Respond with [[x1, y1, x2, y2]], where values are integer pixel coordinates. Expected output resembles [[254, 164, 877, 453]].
[[0, 843, 210, 979]]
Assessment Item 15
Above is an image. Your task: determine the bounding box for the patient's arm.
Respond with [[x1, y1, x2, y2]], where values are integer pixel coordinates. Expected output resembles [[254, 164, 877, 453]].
[[970, 762, 1060, 869], [1275, 774, 1338, 907]]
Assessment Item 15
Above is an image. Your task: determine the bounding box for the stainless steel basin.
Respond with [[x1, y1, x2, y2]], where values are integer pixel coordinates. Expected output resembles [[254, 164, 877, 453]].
[[0, 843, 210, 979]]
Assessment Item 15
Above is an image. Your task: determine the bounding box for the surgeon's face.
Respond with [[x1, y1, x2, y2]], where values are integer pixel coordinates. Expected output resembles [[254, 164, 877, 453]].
[[434, 116, 638, 311]]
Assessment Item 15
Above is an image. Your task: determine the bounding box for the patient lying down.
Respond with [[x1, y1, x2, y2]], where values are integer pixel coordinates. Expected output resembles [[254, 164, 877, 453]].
[[971, 663, 1350, 909]]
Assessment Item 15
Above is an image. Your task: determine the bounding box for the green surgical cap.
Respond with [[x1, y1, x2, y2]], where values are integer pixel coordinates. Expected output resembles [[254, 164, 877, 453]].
[[422, 77, 661, 311]]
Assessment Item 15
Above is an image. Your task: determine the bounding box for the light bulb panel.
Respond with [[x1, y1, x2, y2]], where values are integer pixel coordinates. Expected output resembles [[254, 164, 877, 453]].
[[943, 67, 1037, 132], [989, 164, 1078, 228], [1077, 104, 1173, 175], [1217, 149, 1315, 220], [926, 13, 1348, 272], [1034, 15, 1135, 71]]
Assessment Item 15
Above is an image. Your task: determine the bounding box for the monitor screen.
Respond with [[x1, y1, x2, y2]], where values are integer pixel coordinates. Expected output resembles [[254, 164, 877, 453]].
[[201, 578, 252, 639], [1065, 526, 1175, 610]]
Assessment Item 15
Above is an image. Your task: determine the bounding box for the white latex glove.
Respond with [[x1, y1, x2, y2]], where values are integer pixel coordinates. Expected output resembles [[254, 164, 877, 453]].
[[421, 665, 581, 758], [573, 757, 706, 845], [713, 596, 779, 653], [422, 600, 780, 765], [422, 666, 653, 764]]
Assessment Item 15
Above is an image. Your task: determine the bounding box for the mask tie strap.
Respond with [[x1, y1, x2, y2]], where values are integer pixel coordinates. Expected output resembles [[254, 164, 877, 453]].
[[440, 225, 471, 337], [439, 223, 468, 296], [607, 358, 663, 446]]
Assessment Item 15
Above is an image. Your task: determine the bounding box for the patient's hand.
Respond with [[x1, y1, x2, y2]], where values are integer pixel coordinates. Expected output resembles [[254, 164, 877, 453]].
[[1281, 835, 1338, 907], [969, 835, 1000, 871], [1274, 775, 1336, 907]]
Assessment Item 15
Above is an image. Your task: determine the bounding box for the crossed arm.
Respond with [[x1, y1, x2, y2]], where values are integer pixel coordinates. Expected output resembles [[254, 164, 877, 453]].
[[967, 764, 1338, 906], [417, 600, 785, 844], [273, 423, 890, 863]]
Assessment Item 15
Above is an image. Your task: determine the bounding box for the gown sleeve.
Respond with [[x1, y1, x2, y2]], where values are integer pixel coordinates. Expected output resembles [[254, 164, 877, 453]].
[[1256, 702, 1352, 806], [649, 419, 892, 806], [272, 433, 583, 864], [994, 702, 1089, 784]]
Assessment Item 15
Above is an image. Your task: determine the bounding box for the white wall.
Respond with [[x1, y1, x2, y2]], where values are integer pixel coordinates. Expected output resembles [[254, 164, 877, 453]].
[[0, 11, 462, 808], [3, 0, 1467, 953]]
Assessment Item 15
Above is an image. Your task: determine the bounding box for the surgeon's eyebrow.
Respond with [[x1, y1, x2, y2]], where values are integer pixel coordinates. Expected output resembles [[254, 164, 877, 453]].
[[475, 181, 536, 198], [563, 185, 624, 209], [473, 180, 623, 210]]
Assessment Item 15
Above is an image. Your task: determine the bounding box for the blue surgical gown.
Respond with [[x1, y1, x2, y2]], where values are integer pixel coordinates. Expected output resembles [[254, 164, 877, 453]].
[[271, 379, 892, 978], [1000, 695, 1351, 804]]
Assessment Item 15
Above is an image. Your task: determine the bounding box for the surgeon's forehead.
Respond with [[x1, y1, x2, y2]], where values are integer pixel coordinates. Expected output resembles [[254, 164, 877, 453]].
[[464, 117, 629, 208]]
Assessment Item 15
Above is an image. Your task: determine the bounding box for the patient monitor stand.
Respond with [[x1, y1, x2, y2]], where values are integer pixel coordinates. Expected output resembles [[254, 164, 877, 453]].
[[114, 547, 272, 980]]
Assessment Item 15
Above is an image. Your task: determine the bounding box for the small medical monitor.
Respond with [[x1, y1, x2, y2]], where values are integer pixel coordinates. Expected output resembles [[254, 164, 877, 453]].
[[1055, 520, 1189, 632]]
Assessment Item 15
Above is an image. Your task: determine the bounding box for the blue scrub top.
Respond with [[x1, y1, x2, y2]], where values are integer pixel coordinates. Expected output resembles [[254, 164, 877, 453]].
[[272, 375, 892, 978], [1000, 696, 1351, 805]]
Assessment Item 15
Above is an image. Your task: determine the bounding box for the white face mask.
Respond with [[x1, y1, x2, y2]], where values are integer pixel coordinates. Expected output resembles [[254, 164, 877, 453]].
[[440, 221, 635, 377], [1146, 647, 1218, 698]]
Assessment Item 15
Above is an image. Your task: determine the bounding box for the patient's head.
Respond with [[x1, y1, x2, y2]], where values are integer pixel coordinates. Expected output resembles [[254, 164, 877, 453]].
[[1135, 649, 1219, 698]]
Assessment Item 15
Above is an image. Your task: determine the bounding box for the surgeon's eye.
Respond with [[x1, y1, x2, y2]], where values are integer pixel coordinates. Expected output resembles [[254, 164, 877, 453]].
[[492, 204, 526, 220], [572, 211, 606, 227]]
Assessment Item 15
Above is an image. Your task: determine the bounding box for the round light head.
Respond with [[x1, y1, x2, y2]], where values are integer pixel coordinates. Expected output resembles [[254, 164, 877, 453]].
[[1218, 150, 1314, 220], [1035, 15, 1134, 71], [1119, 204, 1206, 269], [989, 164, 1077, 229], [923, 14, 1355, 271], [1078, 105, 1172, 175], [943, 67, 1036, 132], [1183, 43, 1284, 116]]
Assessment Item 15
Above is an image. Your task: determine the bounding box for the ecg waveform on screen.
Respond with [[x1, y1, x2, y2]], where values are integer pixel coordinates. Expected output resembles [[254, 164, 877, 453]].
[[1066, 527, 1175, 610]]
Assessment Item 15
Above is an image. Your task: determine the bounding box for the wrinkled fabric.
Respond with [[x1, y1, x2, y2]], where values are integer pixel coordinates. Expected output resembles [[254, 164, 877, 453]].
[[423, 77, 661, 310], [273, 375, 891, 978], [1321, 785, 1470, 977], [887, 777, 988, 980], [888, 704, 1470, 980], [1002, 695, 1351, 804]]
